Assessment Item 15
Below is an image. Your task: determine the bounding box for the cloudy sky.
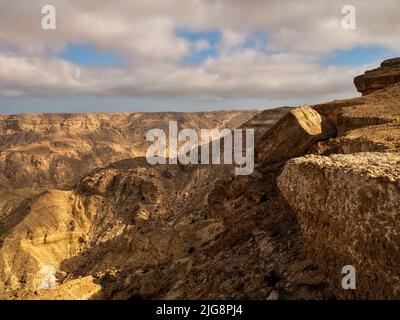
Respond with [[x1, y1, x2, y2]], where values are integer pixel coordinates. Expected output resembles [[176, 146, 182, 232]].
[[0, 0, 399, 113]]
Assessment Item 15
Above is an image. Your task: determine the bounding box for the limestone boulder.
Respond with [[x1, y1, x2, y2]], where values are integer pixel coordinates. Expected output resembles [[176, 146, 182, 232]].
[[255, 106, 336, 165], [277, 152, 400, 299]]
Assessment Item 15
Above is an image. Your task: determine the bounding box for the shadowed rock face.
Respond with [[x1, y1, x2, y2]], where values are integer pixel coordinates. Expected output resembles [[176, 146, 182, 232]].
[[354, 57, 400, 96]]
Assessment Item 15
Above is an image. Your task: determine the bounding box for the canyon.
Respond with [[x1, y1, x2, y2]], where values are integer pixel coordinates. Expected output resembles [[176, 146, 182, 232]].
[[0, 58, 399, 300]]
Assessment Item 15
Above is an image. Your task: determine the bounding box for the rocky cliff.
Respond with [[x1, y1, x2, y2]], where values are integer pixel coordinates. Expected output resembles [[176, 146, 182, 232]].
[[354, 57, 400, 95], [278, 152, 400, 299], [277, 58, 400, 299]]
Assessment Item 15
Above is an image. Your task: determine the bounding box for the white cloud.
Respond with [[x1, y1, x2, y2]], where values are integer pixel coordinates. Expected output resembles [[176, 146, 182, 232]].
[[0, 49, 363, 101], [0, 0, 399, 105], [221, 30, 246, 50]]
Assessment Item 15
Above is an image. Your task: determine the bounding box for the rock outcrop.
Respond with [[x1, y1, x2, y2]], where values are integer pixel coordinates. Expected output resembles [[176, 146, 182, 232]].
[[310, 81, 400, 155], [255, 106, 336, 165], [354, 57, 400, 95], [275, 58, 400, 299], [277, 152, 400, 299]]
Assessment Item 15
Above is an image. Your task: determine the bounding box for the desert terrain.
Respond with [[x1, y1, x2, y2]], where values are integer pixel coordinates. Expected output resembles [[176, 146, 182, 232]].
[[0, 58, 400, 300]]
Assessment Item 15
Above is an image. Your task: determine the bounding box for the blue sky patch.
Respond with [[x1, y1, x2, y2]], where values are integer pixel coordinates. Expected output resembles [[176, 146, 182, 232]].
[[59, 43, 120, 66], [176, 28, 221, 65], [323, 46, 397, 67], [176, 28, 221, 45]]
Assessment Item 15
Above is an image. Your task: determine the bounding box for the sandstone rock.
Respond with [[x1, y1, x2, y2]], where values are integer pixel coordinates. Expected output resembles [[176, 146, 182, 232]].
[[310, 80, 400, 156], [277, 152, 400, 299], [255, 106, 336, 165], [310, 79, 400, 137], [354, 57, 400, 95], [381, 57, 400, 68]]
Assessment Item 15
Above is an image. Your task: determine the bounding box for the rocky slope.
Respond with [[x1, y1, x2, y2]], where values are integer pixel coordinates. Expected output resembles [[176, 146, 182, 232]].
[[1, 108, 313, 299], [1, 57, 400, 300]]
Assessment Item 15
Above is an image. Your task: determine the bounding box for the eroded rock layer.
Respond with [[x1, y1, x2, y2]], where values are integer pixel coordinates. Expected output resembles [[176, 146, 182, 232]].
[[354, 57, 400, 95]]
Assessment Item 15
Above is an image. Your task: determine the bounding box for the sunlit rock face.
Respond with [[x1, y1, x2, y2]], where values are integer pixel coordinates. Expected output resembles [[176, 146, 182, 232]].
[[354, 57, 400, 96], [278, 152, 400, 299]]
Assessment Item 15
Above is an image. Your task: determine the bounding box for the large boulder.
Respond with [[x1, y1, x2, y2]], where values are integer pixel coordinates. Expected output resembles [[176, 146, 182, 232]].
[[255, 106, 336, 165], [277, 152, 400, 299], [354, 57, 400, 95]]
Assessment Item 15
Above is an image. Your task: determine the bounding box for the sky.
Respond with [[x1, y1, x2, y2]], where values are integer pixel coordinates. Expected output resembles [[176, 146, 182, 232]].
[[0, 0, 399, 113]]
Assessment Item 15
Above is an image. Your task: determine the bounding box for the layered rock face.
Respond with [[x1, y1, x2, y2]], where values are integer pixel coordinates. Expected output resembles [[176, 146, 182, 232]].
[[354, 57, 400, 95]]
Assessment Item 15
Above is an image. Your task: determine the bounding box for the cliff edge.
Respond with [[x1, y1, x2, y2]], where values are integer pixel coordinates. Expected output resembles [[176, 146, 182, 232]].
[[278, 57, 400, 299]]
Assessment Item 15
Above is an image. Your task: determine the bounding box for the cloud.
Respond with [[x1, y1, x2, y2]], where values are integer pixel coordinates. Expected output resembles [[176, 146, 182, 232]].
[[221, 30, 246, 50], [0, 53, 83, 97], [194, 39, 211, 52], [0, 49, 363, 102], [0, 0, 399, 106], [2, 1, 400, 55]]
